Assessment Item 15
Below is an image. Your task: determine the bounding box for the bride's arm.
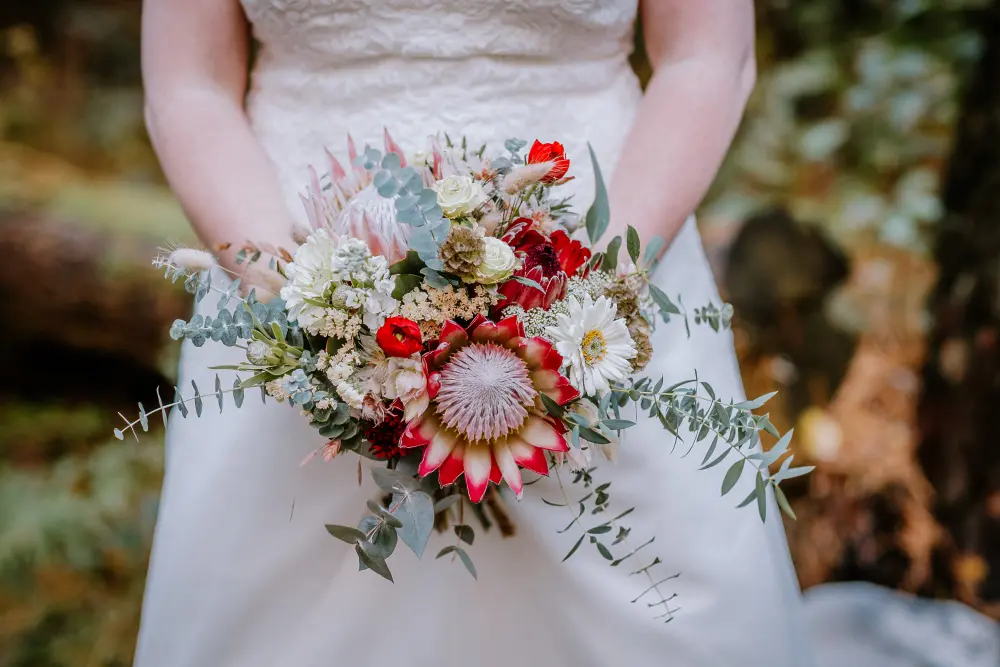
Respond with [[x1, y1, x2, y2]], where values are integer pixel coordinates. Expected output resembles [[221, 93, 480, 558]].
[[607, 0, 756, 258], [142, 0, 295, 277]]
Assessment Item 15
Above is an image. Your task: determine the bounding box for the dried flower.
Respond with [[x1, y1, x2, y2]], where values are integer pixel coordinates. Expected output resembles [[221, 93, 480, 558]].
[[439, 225, 486, 279], [166, 248, 215, 273]]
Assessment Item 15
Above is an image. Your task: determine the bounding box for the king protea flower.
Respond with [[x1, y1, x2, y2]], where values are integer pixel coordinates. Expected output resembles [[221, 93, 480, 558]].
[[299, 129, 412, 263], [400, 315, 579, 502]]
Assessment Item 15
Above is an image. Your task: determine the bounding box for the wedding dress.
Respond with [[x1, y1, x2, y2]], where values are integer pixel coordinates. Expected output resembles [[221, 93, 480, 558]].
[[134, 1, 811, 665]]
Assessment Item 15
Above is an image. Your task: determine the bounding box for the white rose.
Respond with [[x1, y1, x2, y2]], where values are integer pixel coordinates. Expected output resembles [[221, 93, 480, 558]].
[[434, 175, 486, 218], [473, 236, 518, 284], [409, 150, 434, 169], [381, 355, 429, 421]]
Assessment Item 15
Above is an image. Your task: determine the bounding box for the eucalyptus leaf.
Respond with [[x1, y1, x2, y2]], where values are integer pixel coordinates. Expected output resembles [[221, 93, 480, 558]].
[[454, 524, 475, 545], [600, 236, 622, 272], [584, 144, 610, 244], [392, 489, 435, 558], [355, 543, 393, 582], [721, 459, 746, 496], [626, 225, 640, 264], [325, 524, 366, 544]]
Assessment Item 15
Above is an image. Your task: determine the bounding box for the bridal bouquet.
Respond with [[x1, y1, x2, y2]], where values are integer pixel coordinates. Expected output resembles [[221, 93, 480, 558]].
[[120, 132, 809, 613]]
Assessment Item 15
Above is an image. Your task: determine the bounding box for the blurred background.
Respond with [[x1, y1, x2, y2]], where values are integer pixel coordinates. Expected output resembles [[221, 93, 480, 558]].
[[2, 0, 1000, 665]]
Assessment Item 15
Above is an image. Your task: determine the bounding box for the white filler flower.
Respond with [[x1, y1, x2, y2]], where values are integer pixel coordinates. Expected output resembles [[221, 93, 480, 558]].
[[546, 295, 636, 396]]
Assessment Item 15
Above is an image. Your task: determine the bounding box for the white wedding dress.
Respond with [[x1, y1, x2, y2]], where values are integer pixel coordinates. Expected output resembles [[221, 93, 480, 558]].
[[134, 1, 812, 666]]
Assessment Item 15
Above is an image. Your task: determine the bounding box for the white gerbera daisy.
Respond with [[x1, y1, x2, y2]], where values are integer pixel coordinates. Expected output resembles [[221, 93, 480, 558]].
[[546, 295, 636, 396]]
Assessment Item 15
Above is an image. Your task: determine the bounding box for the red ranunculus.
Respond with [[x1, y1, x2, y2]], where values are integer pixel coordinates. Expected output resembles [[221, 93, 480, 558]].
[[496, 219, 567, 311], [527, 140, 570, 183], [550, 229, 591, 276], [376, 317, 423, 357]]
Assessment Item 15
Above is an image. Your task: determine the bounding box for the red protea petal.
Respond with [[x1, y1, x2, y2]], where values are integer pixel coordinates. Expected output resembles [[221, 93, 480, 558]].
[[439, 320, 468, 348], [508, 437, 550, 476], [520, 337, 554, 369], [438, 445, 466, 485], [417, 429, 458, 477], [520, 415, 570, 452], [400, 413, 436, 449], [532, 369, 580, 405], [493, 441, 524, 498], [469, 318, 499, 344], [463, 445, 493, 503], [496, 315, 523, 341], [490, 456, 503, 485]]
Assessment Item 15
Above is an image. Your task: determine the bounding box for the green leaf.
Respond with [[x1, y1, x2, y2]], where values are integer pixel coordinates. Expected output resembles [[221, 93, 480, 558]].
[[113, 428, 124, 440], [389, 250, 426, 276], [455, 547, 477, 580], [355, 543, 393, 582], [539, 393, 567, 418], [562, 534, 586, 562], [392, 274, 423, 300], [755, 471, 767, 522], [392, 489, 435, 559], [774, 484, 797, 520], [736, 486, 758, 508], [643, 235, 665, 266], [512, 275, 545, 293], [587, 524, 612, 535], [733, 392, 778, 411], [138, 403, 149, 432], [155, 386, 169, 428], [626, 226, 640, 264], [578, 427, 611, 444], [192, 380, 203, 417], [433, 495, 461, 514], [648, 284, 681, 317], [370, 523, 399, 559], [602, 419, 635, 431], [233, 379, 245, 408], [600, 236, 622, 272], [721, 459, 745, 496], [215, 375, 224, 412], [371, 467, 421, 494], [595, 541, 614, 561], [760, 429, 794, 466], [454, 524, 475, 545], [700, 446, 730, 470], [584, 143, 610, 244], [325, 524, 366, 544], [174, 386, 189, 418]]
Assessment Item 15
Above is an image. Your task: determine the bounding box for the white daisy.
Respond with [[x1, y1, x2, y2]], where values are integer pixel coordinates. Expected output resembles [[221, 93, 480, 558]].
[[546, 295, 636, 396]]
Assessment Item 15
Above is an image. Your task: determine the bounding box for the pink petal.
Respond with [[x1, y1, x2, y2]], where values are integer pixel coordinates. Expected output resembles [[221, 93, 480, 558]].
[[492, 441, 524, 499], [463, 445, 493, 503], [418, 429, 458, 476], [508, 437, 550, 476], [438, 445, 466, 485], [520, 415, 569, 452], [383, 128, 407, 167], [326, 148, 347, 182]]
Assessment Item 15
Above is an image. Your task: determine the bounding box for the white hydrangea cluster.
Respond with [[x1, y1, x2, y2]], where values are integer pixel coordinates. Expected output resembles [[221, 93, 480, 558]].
[[504, 272, 613, 339], [280, 231, 398, 338]]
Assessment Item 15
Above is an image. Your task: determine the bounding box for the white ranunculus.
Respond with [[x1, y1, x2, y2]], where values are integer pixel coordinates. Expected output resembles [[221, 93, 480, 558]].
[[434, 175, 486, 218], [280, 229, 339, 330], [473, 236, 518, 284], [379, 354, 429, 421]]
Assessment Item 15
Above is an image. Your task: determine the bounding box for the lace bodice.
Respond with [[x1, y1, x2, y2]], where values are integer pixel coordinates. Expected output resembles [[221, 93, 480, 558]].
[[239, 0, 643, 217]]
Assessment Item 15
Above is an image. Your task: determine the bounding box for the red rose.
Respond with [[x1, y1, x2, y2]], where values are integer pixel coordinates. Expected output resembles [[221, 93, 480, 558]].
[[550, 230, 591, 276], [376, 317, 423, 357], [527, 140, 570, 184]]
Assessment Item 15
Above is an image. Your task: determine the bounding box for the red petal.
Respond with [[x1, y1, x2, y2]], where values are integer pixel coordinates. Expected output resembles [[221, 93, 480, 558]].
[[439, 320, 468, 348], [400, 413, 435, 449], [463, 445, 493, 503], [493, 441, 524, 499], [489, 456, 503, 485], [520, 337, 554, 369], [532, 369, 580, 406], [470, 319, 499, 344], [508, 437, 550, 476], [417, 430, 458, 477], [520, 415, 570, 452], [438, 445, 466, 485], [496, 315, 523, 341]]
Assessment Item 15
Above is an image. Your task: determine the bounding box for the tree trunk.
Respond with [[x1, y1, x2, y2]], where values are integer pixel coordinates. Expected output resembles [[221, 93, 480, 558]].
[[917, 0, 1000, 616]]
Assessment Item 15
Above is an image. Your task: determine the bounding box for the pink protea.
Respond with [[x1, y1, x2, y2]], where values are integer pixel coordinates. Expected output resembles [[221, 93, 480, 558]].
[[400, 315, 579, 502], [298, 129, 412, 263]]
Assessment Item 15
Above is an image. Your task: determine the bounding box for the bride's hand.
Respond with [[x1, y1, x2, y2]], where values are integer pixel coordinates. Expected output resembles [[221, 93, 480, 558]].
[[143, 0, 298, 294]]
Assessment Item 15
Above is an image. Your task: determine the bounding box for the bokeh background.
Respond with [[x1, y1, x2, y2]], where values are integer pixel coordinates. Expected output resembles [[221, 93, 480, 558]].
[[2, 1, 999, 664]]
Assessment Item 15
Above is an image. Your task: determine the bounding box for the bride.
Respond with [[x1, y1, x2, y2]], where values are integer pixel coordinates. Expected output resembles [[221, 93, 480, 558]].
[[135, 0, 811, 665]]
